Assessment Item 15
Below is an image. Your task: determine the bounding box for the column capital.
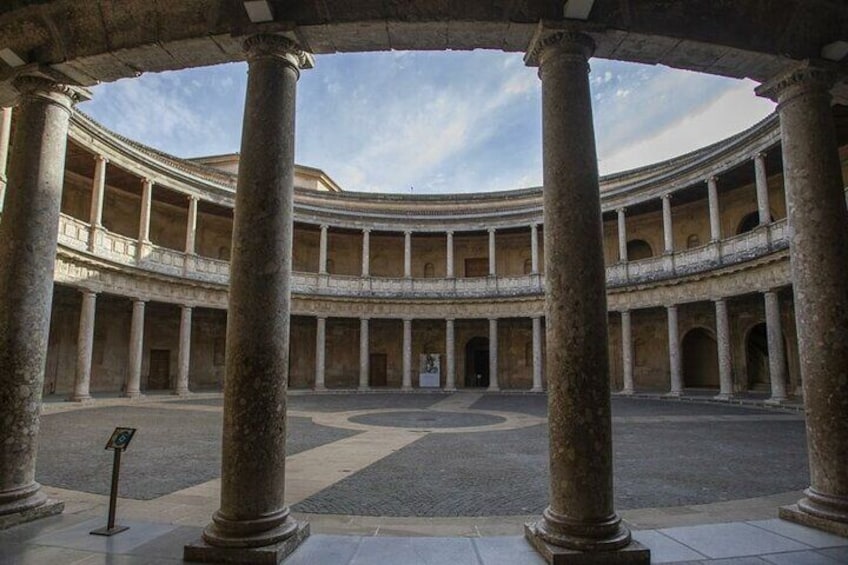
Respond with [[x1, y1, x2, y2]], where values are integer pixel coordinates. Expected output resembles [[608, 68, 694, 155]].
[[488, 227, 496, 234], [78, 288, 98, 297], [754, 151, 767, 161], [445, 317, 455, 323], [242, 34, 314, 71], [142, 177, 154, 188], [188, 195, 199, 203], [181, 304, 194, 311], [315, 315, 327, 321], [616, 207, 626, 215], [524, 24, 595, 67], [755, 61, 836, 105], [12, 74, 91, 108], [360, 316, 370, 322], [361, 227, 371, 234], [131, 297, 147, 305], [706, 176, 718, 185], [404, 229, 412, 236], [319, 223, 328, 231], [662, 192, 673, 201], [666, 304, 678, 311], [446, 229, 454, 236], [93, 154, 109, 165]]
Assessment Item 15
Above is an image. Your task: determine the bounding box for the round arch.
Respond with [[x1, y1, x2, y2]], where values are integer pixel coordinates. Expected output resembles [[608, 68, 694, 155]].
[[626, 239, 654, 261], [682, 327, 719, 389], [736, 211, 761, 234]]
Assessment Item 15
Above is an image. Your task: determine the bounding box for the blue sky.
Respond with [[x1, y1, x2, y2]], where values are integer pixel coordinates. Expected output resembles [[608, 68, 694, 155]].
[[79, 50, 775, 194]]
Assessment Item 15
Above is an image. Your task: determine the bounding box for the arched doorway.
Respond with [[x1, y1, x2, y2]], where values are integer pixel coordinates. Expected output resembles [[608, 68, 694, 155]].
[[736, 211, 761, 234], [627, 239, 653, 260], [682, 328, 719, 389], [745, 323, 771, 392], [464, 336, 489, 388]]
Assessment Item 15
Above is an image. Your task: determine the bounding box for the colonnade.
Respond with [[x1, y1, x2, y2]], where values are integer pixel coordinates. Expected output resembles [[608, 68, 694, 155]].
[[0, 25, 845, 565]]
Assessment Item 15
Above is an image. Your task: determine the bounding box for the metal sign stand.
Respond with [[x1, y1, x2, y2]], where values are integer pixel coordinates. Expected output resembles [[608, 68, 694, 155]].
[[91, 427, 136, 536]]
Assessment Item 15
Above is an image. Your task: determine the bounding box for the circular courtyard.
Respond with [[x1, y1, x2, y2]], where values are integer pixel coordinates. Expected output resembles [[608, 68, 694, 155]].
[[36, 393, 808, 519]]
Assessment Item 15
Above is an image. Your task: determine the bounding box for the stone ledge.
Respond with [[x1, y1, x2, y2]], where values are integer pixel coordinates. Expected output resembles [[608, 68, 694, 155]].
[[779, 503, 848, 538], [183, 521, 310, 564], [0, 498, 64, 531], [525, 523, 650, 564]]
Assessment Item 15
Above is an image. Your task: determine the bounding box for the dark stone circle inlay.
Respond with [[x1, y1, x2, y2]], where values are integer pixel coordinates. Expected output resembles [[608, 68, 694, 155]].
[[349, 410, 505, 429]]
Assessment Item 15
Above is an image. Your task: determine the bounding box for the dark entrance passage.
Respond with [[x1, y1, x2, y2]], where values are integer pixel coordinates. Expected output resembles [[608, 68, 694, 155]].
[[369, 353, 387, 387], [682, 328, 719, 389], [464, 336, 489, 388], [746, 323, 770, 392], [148, 349, 171, 390]]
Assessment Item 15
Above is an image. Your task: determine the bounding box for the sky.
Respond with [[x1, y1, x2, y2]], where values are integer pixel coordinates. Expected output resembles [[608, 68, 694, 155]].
[[78, 50, 776, 195]]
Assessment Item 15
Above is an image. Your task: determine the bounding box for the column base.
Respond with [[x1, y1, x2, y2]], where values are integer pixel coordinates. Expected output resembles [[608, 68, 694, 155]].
[[525, 522, 649, 564], [172, 389, 191, 397], [0, 484, 64, 531], [764, 396, 787, 406], [619, 388, 634, 396], [713, 393, 734, 401], [664, 391, 682, 398], [530, 387, 544, 393], [488, 385, 500, 392], [67, 394, 93, 403], [185, 521, 309, 564], [123, 391, 145, 400], [313, 385, 326, 392], [779, 491, 848, 538], [401, 386, 413, 392], [358, 386, 370, 392]]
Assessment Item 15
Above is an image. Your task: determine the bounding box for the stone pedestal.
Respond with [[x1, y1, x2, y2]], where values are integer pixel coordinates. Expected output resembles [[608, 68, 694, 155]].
[[0, 75, 87, 529], [523, 26, 648, 564], [184, 34, 313, 564], [757, 63, 848, 537]]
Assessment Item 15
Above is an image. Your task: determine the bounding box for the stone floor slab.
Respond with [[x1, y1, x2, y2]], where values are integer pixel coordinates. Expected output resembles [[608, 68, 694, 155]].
[[659, 522, 809, 559], [631, 530, 707, 563], [472, 535, 546, 565], [747, 519, 848, 548], [284, 533, 362, 565], [29, 517, 177, 554], [759, 549, 846, 564], [350, 536, 479, 565]]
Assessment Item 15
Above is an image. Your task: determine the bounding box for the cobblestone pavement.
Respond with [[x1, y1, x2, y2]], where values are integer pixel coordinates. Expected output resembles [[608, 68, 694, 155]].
[[35, 394, 808, 519]]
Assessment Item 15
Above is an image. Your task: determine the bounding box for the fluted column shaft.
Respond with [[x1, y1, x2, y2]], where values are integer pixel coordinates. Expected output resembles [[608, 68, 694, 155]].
[[667, 305, 682, 396], [758, 66, 848, 531], [617, 208, 627, 262], [197, 35, 312, 555], [621, 311, 634, 394], [361, 229, 370, 277], [403, 231, 412, 278], [445, 319, 456, 390], [175, 306, 192, 395], [0, 76, 83, 525], [138, 179, 152, 244], [531, 316, 543, 392], [662, 194, 674, 253], [530, 224, 540, 273], [0, 107, 11, 210], [715, 299, 733, 399], [359, 318, 369, 390], [71, 291, 97, 402], [488, 318, 499, 391], [125, 299, 145, 398], [764, 291, 787, 402], [754, 153, 771, 225], [185, 197, 198, 254], [707, 177, 721, 241], [88, 155, 107, 251], [402, 319, 412, 390], [315, 317, 326, 390], [318, 224, 328, 274], [446, 231, 454, 278], [488, 228, 497, 276]]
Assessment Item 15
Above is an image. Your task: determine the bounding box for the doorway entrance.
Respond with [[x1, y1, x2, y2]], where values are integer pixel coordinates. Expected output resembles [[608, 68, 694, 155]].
[[148, 349, 171, 390], [746, 323, 770, 392], [369, 353, 387, 387], [464, 337, 489, 388], [682, 328, 719, 389]]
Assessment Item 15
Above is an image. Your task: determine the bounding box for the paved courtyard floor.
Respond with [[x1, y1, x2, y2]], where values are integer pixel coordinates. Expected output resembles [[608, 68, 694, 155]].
[[3, 391, 844, 563]]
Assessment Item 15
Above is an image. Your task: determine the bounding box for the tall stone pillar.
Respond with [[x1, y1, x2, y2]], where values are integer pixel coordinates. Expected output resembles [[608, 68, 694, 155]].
[[714, 299, 733, 399], [446, 231, 454, 278], [137, 178, 153, 259], [403, 231, 412, 278], [0, 75, 85, 529], [488, 318, 499, 391], [185, 196, 198, 254], [524, 27, 646, 562], [754, 153, 771, 225], [174, 305, 192, 396], [621, 310, 634, 395], [402, 318, 412, 390], [707, 177, 722, 241], [662, 193, 674, 253], [758, 65, 848, 536], [318, 224, 328, 274], [616, 208, 627, 262], [359, 318, 369, 390], [361, 229, 370, 277], [125, 299, 145, 399], [530, 224, 540, 273], [0, 107, 11, 211], [71, 290, 97, 402], [531, 316, 543, 392], [667, 305, 683, 396], [488, 228, 497, 276], [764, 291, 787, 403], [445, 318, 456, 391], [87, 155, 107, 251], [314, 316, 326, 391], [185, 35, 313, 563]]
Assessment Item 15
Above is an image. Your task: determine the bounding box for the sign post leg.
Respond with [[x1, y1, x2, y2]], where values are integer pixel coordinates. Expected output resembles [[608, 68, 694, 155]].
[[90, 448, 129, 536]]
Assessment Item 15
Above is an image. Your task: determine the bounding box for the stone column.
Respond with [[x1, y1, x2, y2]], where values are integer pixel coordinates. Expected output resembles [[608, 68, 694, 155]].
[[530, 224, 540, 273], [315, 316, 326, 391], [707, 177, 722, 241], [714, 299, 733, 399], [318, 224, 328, 274], [764, 291, 787, 403], [125, 299, 145, 399], [445, 318, 456, 391], [361, 229, 370, 277], [0, 107, 11, 210], [662, 193, 674, 253], [446, 231, 454, 278], [488, 318, 499, 391], [403, 230, 412, 278], [71, 290, 97, 402], [754, 153, 771, 225], [531, 316, 543, 392], [137, 178, 153, 260], [667, 305, 683, 396], [402, 318, 412, 390], [617, 208, 627, 262], [488, 228, 497, 276], [186, 35, 313, 562], [174, 305, 192, 396], [359, 318, 369, 390], [524, 29, 644, 560], [621, 310, 634, 395], [0, 75, 85, 528], [87, 155, 107, 251], [758, 65, 848, 536], [185, 196, 198, 254]]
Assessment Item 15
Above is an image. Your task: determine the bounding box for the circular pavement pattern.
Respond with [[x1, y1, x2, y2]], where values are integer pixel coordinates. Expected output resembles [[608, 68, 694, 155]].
[[349, 410, 505, 429]]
